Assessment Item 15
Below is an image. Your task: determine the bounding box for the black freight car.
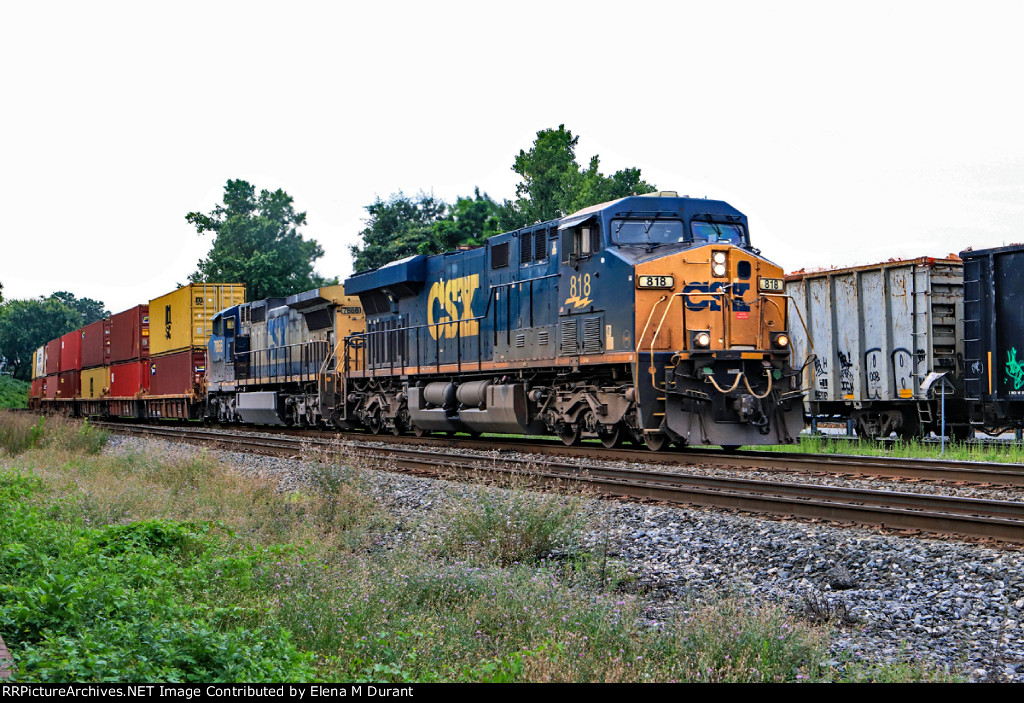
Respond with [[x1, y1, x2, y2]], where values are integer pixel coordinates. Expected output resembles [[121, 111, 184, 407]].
[[963, 244, 1024, 434]]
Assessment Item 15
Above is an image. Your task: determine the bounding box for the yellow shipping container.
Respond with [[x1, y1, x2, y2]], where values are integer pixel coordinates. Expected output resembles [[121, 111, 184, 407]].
[[149, 283, 246, 357], [81, 367, 109, 399]]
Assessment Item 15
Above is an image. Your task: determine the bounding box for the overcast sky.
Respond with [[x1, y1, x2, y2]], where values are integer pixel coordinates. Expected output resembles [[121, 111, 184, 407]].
[[2, 1, 1022, 314]]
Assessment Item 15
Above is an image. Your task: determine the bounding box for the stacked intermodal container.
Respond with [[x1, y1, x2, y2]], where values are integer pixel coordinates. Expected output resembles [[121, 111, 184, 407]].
[[107, 304, 151, 399], [58, 330, 82, 399], [148, 284, 244, 395], [81, 319, 110, 369]]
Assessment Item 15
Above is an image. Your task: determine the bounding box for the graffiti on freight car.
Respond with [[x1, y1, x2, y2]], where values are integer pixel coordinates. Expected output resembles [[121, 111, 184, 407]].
[[837, 351, 855, 394], [813, 356, 828, 399], [1005, 347, 1024, 390], [891, 348, 913, 398], [865, 348, 883, 399]]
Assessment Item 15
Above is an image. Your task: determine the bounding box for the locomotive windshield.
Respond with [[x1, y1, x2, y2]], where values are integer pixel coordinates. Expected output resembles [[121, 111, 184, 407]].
[[611, 219, 686, 245], [691, 221, 745, 245]]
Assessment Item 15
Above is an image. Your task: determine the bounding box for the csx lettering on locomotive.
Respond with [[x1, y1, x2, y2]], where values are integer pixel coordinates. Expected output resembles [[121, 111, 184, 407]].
[[427, 274, 479, 339]]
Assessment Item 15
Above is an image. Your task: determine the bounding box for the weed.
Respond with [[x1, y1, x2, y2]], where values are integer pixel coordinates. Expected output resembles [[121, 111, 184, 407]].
[[440, 469, 588, 566]]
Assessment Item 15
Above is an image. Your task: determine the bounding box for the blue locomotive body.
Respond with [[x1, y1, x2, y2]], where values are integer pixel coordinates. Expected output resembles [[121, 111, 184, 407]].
[[341, 193, 804, 448]]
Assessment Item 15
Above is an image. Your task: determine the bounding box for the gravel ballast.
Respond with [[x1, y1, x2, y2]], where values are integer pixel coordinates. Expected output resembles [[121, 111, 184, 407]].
[[106, 434, 1024, 682]]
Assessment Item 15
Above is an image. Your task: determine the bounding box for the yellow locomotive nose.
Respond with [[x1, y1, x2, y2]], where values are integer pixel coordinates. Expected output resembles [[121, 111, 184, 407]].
[[634, 244, 787, 355]]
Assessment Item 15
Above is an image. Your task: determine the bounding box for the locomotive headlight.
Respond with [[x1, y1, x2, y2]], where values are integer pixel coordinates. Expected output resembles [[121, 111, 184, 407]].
[[691, 330, 712, 348], [771, 332, 790, 349], [712, 252, 727, 277]]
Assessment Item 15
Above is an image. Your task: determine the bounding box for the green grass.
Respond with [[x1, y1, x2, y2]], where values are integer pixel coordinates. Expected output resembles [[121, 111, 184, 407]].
[[755, 433, 1024, 464], [0, 375, 29, 410], [0, 415, 962, 683]]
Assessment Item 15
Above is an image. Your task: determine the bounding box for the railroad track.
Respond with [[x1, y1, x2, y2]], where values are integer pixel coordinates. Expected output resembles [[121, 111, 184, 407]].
[[101, 423, 1024, 545], [133, 423, 1024, 487]]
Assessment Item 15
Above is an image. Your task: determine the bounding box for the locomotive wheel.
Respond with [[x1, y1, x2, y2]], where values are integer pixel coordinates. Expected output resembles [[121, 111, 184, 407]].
[[391, 422, 403, 436], [559, 425, 582, 446], [367, 410, 383, 435], [599, 424, 622, 449], [642, 433, 670, 451], [412, 424, 429, 437]]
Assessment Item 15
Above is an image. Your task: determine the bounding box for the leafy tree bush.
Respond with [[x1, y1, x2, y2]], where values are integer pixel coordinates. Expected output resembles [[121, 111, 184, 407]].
[[188, 180, 334, 300]]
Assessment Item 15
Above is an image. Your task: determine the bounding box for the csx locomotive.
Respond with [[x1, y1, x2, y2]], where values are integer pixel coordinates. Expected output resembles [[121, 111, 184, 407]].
[[204, 192, 803, 449], [36, 192, 806, 450]]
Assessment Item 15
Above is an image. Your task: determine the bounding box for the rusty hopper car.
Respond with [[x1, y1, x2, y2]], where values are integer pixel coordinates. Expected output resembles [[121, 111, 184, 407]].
[[339, 193, 805, 450], [785, 257, 969, 439]]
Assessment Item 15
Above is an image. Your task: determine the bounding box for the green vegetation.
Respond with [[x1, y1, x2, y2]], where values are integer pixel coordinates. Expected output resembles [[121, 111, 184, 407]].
[[0, 414, 959, 682], [0, 376, 29, 410], [758, 433, 1024, 464], [0, 292, 108, 381], [350, 126, 657, 273], [499, 124, 657, 231], [0, 412, 107, 455], [187, 180, 336, 300]]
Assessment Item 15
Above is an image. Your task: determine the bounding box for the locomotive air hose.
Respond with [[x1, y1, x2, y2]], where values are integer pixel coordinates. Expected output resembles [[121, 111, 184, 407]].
[[743, 369, 774, 399], [706, 371, 744, 394]]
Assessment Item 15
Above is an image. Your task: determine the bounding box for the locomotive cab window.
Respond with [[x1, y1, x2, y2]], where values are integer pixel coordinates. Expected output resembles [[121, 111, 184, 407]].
[[691, 221, 745, 245], [561, 224, 601, 263], [611, 219, 685, 245]]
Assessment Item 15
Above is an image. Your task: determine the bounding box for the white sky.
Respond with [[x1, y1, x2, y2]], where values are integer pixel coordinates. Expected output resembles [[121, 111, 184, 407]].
[[2, 0, 1023, 314]]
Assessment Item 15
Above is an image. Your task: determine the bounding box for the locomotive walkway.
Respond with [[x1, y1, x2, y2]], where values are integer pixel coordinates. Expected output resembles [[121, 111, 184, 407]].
[[99, 423, 1024, 545]]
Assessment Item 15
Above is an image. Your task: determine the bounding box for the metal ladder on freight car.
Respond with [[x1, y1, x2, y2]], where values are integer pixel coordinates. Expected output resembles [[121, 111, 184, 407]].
[[911, 265, 934, 429]]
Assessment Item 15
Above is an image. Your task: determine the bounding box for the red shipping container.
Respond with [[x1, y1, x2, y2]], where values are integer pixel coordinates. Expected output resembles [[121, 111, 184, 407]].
[[109, 360, 151, 398], [149, 350, 206, 396], [81, 319, 110, 368], [59, 330, 82, 372], [110, 305, 150, 363], [30, 378, 43, 399], [58, 370, 80, 398], [43, 375, 58, 399], [45, 339, 61, 375]]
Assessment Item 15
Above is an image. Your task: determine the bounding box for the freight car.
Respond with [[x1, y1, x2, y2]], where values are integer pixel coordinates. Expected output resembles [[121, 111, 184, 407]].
[[336, 192, 805, 449], [27, 192, 807, 450], [786, 251, 1024, 441], [785, 257, 972, 440], [962, 244, 1024, 435], [31, 284, 245, 420]]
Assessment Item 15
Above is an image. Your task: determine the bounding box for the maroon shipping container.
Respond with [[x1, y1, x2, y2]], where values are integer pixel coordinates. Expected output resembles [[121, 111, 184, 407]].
[[45, 339, 61, 375], [110, 305, 150, 363], [58, 370, 81, 399], [110, 360, 151, 398], [30, 378, 43, 399], [81, 319, 111, 368], [43, 375, 58, 399], [59, 330, 82, 372], [149, 350, 205, 396]]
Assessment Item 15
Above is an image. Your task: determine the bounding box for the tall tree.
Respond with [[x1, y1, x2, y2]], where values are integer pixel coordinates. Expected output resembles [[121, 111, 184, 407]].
[[0, 297, 81, 380], [428, 188, 502, 253], [351, 190, 504, 273], [188, 180, 332, 300], [500, 125, 657, 230], [49, 291, 109, 326], [350, 192, 448, 273]]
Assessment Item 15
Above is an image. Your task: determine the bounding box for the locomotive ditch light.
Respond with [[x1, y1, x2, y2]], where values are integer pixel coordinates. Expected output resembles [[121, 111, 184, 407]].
[[691, 330, 712, 348], [771, 332, 790, 349], [712, 251, 727, 277]]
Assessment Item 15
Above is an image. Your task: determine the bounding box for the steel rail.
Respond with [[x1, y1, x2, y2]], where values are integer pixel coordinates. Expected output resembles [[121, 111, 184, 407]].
[[103, 423, 1024, 544]]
